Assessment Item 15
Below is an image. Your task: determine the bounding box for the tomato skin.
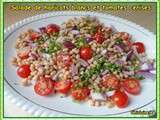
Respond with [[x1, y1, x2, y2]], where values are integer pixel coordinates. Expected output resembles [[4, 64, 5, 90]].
[[57, 54, 73, 67], [122, 78, 141, 95], [94, 32, 105, 44], [71, 88, 90, 101], [79, 46, 93, 60], [112, 90, 129, 108], [101, 75, 120, 89], [46, 24, 60, 34], [34, 77, 54, 96], [17, 65, 31, 78], [54, 80, 72, 94], [18, 54, 29, 59], [30, 32, 40, 41], [132, 42, 145, 53]]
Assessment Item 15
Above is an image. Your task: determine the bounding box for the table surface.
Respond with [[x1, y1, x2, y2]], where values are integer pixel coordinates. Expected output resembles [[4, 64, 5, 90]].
[[4, 2, 156, 117], [4, 3, 156, 33]]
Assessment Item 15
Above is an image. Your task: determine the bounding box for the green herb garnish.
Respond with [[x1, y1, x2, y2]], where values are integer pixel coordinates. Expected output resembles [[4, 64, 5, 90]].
[[115, 38, 123, 44], [128, 65, 141, 71], [76, 58, 123, 89], [133, 74, 145, 80], [75, 37, 87, 48], [90, 26, 97, 34], [41, 39, 61, 54]]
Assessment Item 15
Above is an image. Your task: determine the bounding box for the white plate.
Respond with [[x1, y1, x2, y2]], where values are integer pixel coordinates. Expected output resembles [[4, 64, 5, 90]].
[[4, 11, 156, 116]]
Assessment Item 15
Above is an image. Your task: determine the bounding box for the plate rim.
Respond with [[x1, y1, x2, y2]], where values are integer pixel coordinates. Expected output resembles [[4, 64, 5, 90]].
[[4, 11, 156, 117]]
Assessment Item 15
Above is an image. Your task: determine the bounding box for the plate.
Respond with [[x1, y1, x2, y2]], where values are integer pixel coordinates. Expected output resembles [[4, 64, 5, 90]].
[[4, 11, 156, 116]]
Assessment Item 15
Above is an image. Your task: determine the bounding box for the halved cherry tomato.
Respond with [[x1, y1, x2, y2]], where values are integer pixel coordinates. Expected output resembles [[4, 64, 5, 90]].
[[132, 42, 145, 53], [94, 32, 105, 44], [122, 78, 141, 95], [56, 54, 73, 67], [46, 24, 60, 34], [17, 46, 30, 59], [101, 75, 120, 89], [34, 76, 54, 96], [30, 32, 40, 41], [71, 88, 90, 101], [79, 46, 93, 60], [17, 65, 31, 78], [111, 90, 129, 108], [55, 80, 72, 94]]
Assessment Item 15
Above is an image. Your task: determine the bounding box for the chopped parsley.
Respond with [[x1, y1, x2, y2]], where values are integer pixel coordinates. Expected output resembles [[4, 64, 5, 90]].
[[41, 39, 61, 54], [76, 58, 122, 88], [133, 74, 145, 80], [75, 37, 87, 48], [115, 38, 123, 44]]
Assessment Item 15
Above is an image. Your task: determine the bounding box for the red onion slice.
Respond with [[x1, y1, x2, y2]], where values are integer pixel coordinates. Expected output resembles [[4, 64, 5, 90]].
[[71, 64, 78, 77], [126, 50, 133, 61], [79, 58, 89, 67], [39, 27, 47, 33], [114, 45, 123, 52], [63, 41, 75, 50], [137, 71, 155, 80]]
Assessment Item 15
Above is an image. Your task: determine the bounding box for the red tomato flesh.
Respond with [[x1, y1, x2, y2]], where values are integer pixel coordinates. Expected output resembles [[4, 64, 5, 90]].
[[94, 32, 105, 44], [30, 32, 40, 41], [101, 75, 120, 89], [79, 46, 93, 60], [17, 65, 31, 78], [55, 80, 72, 94], [112, 90, 129, 108], [47, 24, 60, 34], [123, 78, 141, 95], [71, 88, 90, 101], [34, 77, 54, 96], [132, 42, 145, 53]]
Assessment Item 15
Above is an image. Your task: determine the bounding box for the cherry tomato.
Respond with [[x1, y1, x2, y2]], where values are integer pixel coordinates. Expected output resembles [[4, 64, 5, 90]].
[[94, 32, 105, 44], [17, 46, 30, 59], [46, 24, 60, 34], [71, 88, 90, 101], [132, 42, 145, 53], [17, 65, 31, 78], [55, 80, 72, 94], [112, 90, 129, 108], [122, 78, 141, 95], [79, 46, 93, 60], [101, 75, 120, 89], [57, 54, 73, 67], [30, 32, 40, 41], [34, 76, 54, 96]]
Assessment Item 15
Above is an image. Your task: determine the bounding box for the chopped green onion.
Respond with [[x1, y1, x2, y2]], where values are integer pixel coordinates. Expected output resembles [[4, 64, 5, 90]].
[[41, 39, 61, 54], [133, 75, 145, 80], [75, 38, 87, 48], [115, 38, 123, 44]]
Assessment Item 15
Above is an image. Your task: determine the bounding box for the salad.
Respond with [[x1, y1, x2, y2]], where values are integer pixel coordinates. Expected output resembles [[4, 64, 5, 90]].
[[11, 16, 155, 108]]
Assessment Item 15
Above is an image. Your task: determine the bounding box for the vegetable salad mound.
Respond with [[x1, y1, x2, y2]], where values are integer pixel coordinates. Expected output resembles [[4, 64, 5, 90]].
[[11, 16, 155, 108]]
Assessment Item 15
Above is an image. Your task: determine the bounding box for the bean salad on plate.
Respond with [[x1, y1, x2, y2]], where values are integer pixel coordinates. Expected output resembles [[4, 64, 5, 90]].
[[11, 16, 155, 108]]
